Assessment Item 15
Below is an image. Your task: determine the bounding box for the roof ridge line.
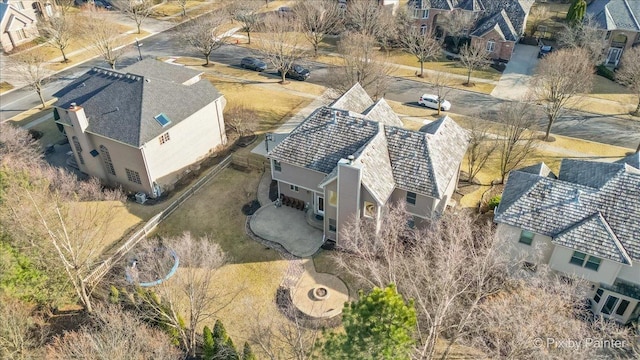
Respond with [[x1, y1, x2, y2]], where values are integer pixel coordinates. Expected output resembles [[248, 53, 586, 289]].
[[623, 0, 640, 30]]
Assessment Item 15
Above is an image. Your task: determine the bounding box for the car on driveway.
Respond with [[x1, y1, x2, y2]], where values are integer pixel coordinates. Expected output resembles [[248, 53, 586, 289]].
[[240, 57, 267, 71], [278, 64, 310, 81], [418, 94, 451, 111], [538, 45, 553, 58]]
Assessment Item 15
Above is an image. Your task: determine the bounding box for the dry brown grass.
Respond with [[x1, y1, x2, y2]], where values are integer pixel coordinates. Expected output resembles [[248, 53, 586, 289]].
[[386, 50, 503, 81], [0, 81, 14, 94]]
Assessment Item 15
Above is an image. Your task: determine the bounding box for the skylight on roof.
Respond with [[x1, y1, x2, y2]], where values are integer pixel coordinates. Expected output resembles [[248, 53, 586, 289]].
[[154, 113, 172, 127]]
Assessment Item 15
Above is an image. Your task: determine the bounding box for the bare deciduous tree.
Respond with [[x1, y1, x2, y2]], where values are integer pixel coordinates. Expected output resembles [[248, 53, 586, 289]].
[[257, 14, 308, 84], [294, 0, 343, 57], [47, 305, 180, 359], [182, 13, 230, 66], [332, 205, 511, 360], [528, 5, 549, 37], [458, 41, 490, 86], [129, 232, 229, 358], [557, 14, 607, 65], [175, 0, 188, 17], [441, 9, 475, 52], [616, 46, 640, 116], [80, 7, 126, 69], [331, 32, 394, 100], [1, 126, 125, 313], [401, 26, 442, 78], [113, 0, 154, 34], [429, 71, 454, 116], [344, 0, 387, 39], [40, 13, 76, 63], [531, 48, 594, 141], [496, 102, 538, 183], [225, 104, 259, 137], [0, 297, 48, 360], [231, 0, 262, 44], [466, 120, 498, 183], [6, 50, 52, 108]]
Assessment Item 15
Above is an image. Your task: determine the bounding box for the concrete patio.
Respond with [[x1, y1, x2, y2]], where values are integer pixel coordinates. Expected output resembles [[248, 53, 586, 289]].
[[249, 203, 324, 258]]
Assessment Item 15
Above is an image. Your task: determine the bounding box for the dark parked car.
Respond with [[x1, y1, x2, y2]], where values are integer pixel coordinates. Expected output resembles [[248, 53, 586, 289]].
[[240, 57, 267, 71], [278, 64, 310, 81], [538, 45, 553, 58]]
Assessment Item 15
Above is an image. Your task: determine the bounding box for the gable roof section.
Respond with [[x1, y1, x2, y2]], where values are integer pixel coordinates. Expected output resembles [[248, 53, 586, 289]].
[[517, 162, 557, 178], [615, 152, 640, 169], [412, 0, 453, 10], [268, 107, 380, 174], [122, 59, 203, 84], [362, 98, 403, 127], [1, 2, 35, 30], [558, 158, 626, 188], [329, 83, 374, 114], [553, 213, 631, 265], [354, 127, 396, 204], [472, 9, 518, 41], [495, 158, 640, 262], [53, 62, 221, 147], [588, 0, 640, 31]]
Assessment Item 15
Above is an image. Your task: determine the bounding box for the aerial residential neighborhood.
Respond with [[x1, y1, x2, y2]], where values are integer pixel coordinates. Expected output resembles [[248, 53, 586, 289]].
[[0, 0, 639, 359]]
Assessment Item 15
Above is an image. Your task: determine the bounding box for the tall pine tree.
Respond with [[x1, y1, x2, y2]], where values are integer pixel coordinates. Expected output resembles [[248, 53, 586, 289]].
[[203, 326, 215, 360], [566, 0, 587, 25], [242, 342, 257, 360], [212, 320, 239, 360], [320, 284, 417, 360]]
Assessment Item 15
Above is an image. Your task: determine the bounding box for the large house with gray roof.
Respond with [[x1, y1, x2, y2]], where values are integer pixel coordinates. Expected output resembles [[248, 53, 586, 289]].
[[53, 59, 227, 197], [0, 0, 45, 53], [494, 153, 640, 324], [409, 0, 534, 61], [268, 84, 469, 245], [587, 0, 640, 67]]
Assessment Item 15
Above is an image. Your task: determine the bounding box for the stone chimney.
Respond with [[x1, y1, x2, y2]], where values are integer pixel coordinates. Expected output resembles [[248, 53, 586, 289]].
[[68, 102, 88, 133]]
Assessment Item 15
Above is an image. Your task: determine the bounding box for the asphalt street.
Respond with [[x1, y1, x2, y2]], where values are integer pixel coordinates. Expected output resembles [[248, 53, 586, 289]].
[[1, 26, 639, 150]]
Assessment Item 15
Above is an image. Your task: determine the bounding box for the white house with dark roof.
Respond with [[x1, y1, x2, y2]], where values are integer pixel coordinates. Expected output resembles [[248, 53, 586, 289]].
[[268, 84, 469, 245], [408, 0, 534, 61], [53, 59, 227, 197], [494, 154, 640, 324], [587, 0, 640, 67]]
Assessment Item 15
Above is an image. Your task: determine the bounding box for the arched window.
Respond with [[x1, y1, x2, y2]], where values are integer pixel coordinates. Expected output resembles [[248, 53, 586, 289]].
[[486, 40, 496, 52], [100, 145, 116, 175], [72, 136, 84, 165]]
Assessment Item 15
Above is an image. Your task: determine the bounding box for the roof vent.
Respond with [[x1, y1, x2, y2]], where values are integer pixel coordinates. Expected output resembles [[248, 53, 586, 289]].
[[145, 78, 150, 83], [70, 102, 77, 109], [332, 110, 337, 124], [347, 155, 355, 164]]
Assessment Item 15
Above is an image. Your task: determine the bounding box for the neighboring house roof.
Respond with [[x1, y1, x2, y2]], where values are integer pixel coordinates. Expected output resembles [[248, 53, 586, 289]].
[[329, 83, 374, 114], [122, 60, 203, 85], [472, 9, 518, 41], [517, 162, 556, 178], [411, 0, 454, 10], [270, 84, 469, 200], [495, 157, 640, 264], [588, 0, 640, 31], [361, 98, 403, 127], [53, 59, 222, 148]]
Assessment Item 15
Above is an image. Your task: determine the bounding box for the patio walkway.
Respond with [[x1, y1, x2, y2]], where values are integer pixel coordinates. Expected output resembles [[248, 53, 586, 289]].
[[249, 204, 324, 257]]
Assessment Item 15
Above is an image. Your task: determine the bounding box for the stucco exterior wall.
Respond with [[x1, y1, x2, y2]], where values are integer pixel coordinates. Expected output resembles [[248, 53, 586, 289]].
[[142, 97, 226, 190], [496, 223, 554, 264], [549, 245, 621, 286]]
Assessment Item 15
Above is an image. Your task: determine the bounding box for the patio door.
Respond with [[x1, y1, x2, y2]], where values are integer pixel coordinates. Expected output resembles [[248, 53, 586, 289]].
[[606, 48, 622, 66], [315, 193, 324, 215]]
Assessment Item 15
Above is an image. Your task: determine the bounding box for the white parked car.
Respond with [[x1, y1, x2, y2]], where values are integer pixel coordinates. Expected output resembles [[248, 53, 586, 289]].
[[418, 94, 451, 111]]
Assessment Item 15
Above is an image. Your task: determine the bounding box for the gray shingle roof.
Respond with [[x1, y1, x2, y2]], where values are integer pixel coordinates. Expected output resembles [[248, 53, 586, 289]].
[[329, 83, 374, 114], [269, 107, 468, 200], [553, 213, 631, 265], [411, 0, 454, 10], [122, 59, 203, 84], [53, 61, 221, 147], [615, 152, 640, 169], [517, 162, 556, 179], [495, 158, 640, 263], [362, 98, 403, 127], [588, 0, 640, 31], [472, 9, 518, 41]]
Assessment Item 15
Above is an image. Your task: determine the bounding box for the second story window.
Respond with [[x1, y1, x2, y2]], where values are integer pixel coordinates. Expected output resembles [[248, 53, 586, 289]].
[[569, 251, 602, 271], [273, 160, 282, 172], [99, 145, 116, 175], [518, 230, 534, 245], [486, 40, 495, 52], [159, 132, 170, 145], [406, 191, 417, 205]]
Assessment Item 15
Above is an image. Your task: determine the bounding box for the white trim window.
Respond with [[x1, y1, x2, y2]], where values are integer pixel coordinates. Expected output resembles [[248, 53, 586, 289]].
[[363, 201, 375, 218], [486, 40, 495, 52], [569, 251, 602, 271]]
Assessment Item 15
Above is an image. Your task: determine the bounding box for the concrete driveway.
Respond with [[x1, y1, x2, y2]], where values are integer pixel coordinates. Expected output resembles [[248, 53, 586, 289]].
[[491, 44, 540, 101]]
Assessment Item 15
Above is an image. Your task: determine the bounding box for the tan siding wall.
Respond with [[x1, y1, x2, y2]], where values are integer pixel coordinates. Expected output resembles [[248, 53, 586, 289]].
[[616, 263, 640, 284], [271, 161, 326, 192], [389, 188, 435, 219], [497, 223, 554, 265], [549, 245, 621, 286], [143, 98, 226, 189]]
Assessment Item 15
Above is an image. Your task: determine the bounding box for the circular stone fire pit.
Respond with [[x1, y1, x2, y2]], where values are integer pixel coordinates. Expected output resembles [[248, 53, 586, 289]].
[[312, 286, 329, 301]]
